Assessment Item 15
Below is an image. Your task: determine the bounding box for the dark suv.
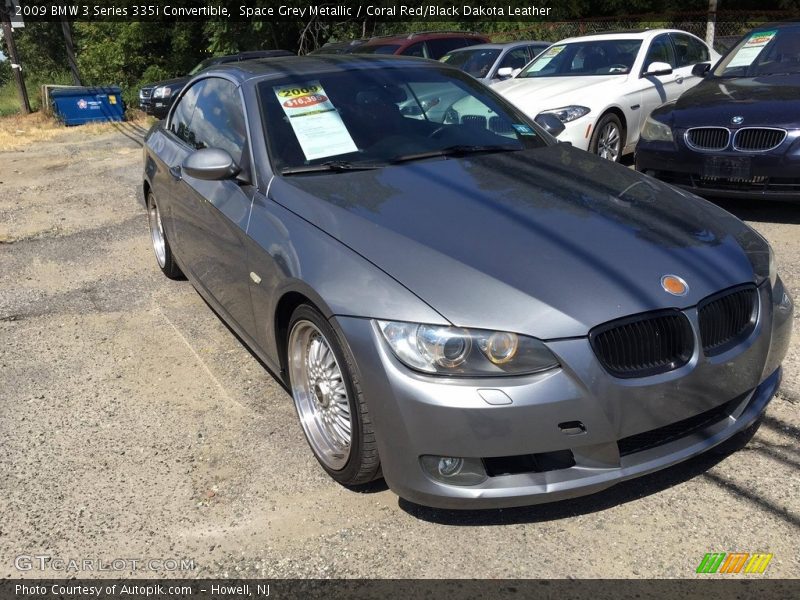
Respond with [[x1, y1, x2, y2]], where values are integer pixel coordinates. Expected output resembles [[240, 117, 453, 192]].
[[139, 50, 293, 118], [352, 31, 490, 60]]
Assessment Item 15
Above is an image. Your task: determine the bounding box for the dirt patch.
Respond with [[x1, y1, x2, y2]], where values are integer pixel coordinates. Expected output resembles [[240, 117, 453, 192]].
[[0, 111, 154, 152]]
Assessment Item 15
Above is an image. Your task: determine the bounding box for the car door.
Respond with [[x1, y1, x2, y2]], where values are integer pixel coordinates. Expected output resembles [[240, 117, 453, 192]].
[[670, 32, 712, 89], [634, 34, 682, 135], [167, 76, 258, 335]]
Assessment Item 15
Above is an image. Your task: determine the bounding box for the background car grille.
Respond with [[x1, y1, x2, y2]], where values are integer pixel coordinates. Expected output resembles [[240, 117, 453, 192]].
[[686, 127, 730, 151], [140, 88, 152, 99], [617, 392, 749, 457], [590, 310, 693, 378], [698, 285, 758, 356], [733, 128, 787, 152]]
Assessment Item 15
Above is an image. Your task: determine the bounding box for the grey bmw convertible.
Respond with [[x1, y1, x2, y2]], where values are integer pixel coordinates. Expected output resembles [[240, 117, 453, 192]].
[[143, 55, 792, 509]]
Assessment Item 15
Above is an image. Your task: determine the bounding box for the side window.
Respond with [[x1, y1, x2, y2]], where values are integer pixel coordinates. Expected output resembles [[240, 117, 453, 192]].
[[168, 82, 202, 146], [527, 45, 547, 60], [644, 34, 676, 70], [188, 78, 247, 164], [672, 34, 710, 66], [499, 48, 531, 71], [403, 42, 427, 58], [426, 38, 474, 59]]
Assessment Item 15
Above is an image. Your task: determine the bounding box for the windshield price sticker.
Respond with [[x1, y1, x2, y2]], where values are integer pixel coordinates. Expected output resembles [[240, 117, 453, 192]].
[[727, 30, 777, 68], [529, 45, 565, 72], [274, 81, 358, 161]]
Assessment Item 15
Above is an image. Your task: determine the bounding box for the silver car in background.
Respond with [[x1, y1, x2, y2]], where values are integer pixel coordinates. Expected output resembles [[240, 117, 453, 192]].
[[440, 41, 550, 84]]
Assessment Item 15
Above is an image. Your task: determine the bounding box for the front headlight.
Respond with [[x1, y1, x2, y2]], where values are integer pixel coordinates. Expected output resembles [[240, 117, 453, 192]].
[[640, 115, 673, 142], [152, 87, 172, 99], [537, 105, 590, 123], [736, 228, 777, 287], [377, 321, 559, 376]]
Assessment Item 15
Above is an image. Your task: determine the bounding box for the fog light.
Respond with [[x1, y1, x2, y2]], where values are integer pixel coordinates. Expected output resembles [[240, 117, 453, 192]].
[[420, 455, 487, 486], [438, 457, 463, 476]]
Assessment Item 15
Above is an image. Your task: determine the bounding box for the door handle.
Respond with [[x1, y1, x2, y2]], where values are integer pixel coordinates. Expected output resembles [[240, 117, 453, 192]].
[[675, 76, 684, 84], [169, 165, 182, 181]]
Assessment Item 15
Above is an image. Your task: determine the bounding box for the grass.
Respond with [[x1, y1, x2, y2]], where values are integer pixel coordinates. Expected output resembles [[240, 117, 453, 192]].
[[0, 109, 155, 151]]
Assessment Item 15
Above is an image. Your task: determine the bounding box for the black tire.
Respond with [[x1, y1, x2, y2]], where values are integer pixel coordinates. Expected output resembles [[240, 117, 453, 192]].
[[146, 190, 184, 280], [287, 304, 381, 486], [589, 112, 624, 162]]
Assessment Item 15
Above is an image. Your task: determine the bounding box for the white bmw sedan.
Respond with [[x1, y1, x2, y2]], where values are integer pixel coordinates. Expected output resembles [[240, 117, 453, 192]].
[[492, 30, 720, 161]]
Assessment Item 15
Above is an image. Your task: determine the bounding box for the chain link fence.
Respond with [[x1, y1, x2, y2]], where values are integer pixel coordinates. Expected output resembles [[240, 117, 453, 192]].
[[489, 11, 796, 53]]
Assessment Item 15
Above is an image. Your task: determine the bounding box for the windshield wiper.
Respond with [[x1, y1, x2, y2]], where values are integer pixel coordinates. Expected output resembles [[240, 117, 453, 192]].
[[388, 144, 520, 165], [280, 160, 384, 175]]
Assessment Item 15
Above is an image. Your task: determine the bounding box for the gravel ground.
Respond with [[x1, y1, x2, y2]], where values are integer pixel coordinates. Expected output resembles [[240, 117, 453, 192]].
[[0, 124, 797, 579]]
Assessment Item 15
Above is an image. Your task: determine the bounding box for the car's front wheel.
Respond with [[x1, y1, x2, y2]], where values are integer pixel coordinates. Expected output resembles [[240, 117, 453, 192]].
[[146, 190, 183, 279], [590, 113, 624, 162], [287, 304, 380, 485]]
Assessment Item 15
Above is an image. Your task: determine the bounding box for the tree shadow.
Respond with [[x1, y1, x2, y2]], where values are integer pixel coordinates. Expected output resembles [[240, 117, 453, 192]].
[[398, 421, 762, 525], [706, 197, 800, 226]]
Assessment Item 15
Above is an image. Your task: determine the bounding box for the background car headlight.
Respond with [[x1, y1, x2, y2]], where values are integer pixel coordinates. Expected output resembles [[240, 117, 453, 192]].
[[640, 115, 673, 142], [537, 105, 590, 123], [377, 321, 559, 376], [153, 87, 172, 99]]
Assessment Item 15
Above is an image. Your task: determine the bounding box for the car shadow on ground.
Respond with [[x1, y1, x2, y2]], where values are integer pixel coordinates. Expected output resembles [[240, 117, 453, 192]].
[[395, 418, 797, 525]]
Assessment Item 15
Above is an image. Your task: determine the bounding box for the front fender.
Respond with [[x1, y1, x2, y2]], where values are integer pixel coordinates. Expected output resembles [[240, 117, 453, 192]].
[[245, 193, 449, 368]]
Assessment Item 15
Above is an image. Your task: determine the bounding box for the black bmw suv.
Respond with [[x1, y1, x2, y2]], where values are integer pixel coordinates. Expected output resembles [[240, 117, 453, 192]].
[[636, 22, 800, 201], [138, 50, 293, 118]]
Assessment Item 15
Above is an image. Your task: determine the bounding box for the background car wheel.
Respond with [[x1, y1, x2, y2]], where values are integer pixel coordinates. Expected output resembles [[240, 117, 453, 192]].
[[590, 113, 624, 162], [146, 191, 183, 280], [287, 304, 380, 486]]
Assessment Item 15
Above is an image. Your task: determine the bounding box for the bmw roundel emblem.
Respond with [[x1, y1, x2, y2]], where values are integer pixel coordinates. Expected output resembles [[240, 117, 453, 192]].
[[731, 115, 744, 125], [661, 275, 689, 296]]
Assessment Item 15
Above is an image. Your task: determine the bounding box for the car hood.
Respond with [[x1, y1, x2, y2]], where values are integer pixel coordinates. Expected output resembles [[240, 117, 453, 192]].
[[270, 145, 758, 339], [662, 74, 800, 128], [140, 76, 190, 92], [491, 75, 625, 112]]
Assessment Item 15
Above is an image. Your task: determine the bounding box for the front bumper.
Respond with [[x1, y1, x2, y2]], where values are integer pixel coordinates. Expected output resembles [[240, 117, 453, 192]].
[[139, 96, 169, 119], [334, 279, 792, 509], [636, 130, 800, 201]]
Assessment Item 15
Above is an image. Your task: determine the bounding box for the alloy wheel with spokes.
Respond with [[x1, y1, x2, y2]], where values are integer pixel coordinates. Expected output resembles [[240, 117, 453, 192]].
[[597, 122, 621, 161], [146, 191, 183, 279], [148, 197, 167, 268], [590, 113, 624, 163], [288, 319, 353, 470]]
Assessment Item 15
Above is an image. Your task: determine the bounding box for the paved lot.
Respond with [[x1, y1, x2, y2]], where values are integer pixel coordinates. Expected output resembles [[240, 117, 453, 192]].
[[0, 124, 798, 578]]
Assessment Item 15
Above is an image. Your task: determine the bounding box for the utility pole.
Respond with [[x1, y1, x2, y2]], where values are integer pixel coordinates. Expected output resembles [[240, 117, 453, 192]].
[[706, 0, 718, 49], [60, 16, 82, 86], [0, 2, 31, 114]]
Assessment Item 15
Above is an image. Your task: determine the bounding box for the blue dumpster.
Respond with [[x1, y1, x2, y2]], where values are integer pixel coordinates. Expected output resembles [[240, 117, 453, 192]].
[[50, 86, 125, 126]]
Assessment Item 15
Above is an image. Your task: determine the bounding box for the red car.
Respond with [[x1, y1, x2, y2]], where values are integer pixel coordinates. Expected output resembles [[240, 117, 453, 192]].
[[352, 31, 490, 60]]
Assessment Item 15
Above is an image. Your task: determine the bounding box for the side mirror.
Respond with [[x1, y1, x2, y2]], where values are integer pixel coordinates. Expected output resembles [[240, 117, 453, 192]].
[[534, 113, 566, 137], [691, 62, 711, 77], [182, 148, 239, 181], [644, 61, 673, 77], [496, 67, 514, 79]]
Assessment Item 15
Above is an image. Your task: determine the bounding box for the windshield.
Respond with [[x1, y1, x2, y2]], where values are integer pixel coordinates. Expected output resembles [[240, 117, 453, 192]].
[[518, 39, 642, 77], [441, 49, 501, 78], [353, 44, 402, 55], [713, 26, 800, 77], [189, 58, 216, 76], [258, 66, 550, 173]]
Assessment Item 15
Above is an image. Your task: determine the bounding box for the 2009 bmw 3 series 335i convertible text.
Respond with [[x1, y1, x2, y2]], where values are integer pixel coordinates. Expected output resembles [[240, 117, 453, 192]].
[[143, 55, 793, 509]]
